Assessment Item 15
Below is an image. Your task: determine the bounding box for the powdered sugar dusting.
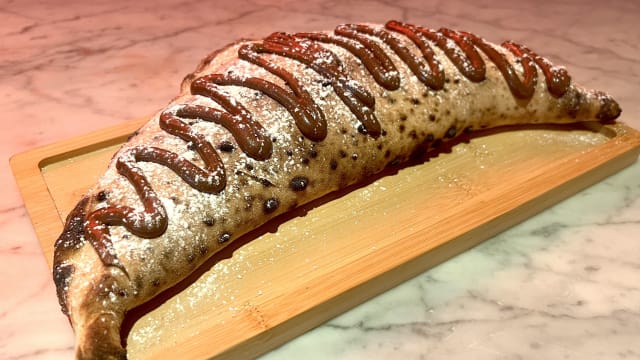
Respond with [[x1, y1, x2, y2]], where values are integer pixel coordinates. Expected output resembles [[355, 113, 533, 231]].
[[64, 23, 613, 357]]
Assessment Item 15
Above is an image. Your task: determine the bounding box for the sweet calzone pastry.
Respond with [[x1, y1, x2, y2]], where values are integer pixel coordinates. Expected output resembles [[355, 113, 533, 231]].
[[53, 20, 621, 359]]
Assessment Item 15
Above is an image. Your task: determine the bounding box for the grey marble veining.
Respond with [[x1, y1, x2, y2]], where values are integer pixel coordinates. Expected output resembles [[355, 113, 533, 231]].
[[1, 0, 638, 359], [263, 164, 640, 359]]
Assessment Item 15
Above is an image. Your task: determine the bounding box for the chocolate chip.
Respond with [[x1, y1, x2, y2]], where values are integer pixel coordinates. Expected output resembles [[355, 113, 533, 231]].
[[96, 190, 108, 202], [289, 176, 309, 191], [263, 198, 280, 214], [218, 141, 235, 153], [446, 126, 457, 138], [218, 233, 231, 244]]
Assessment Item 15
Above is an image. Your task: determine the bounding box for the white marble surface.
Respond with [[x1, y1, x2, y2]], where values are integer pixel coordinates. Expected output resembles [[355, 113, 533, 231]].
[[2, 0, 639, 359]]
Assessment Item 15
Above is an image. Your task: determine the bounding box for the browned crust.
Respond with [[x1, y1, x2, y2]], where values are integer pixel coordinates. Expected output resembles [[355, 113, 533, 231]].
[[53, 195, 90, 316], [54, 195, 129, 359], [51, 21, 622, 359], [596, 91, 622, 122]]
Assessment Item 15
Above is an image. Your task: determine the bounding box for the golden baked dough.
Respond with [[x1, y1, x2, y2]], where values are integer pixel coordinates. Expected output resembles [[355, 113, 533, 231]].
[[53, 21, 620, 359]]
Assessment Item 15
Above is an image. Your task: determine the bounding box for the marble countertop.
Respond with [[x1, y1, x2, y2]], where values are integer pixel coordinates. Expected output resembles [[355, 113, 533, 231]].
[[2, 0, 639, 359]]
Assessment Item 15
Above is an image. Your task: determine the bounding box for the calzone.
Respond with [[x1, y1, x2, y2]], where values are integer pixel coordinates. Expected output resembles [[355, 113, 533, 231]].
[[53, 20, 621, 359]]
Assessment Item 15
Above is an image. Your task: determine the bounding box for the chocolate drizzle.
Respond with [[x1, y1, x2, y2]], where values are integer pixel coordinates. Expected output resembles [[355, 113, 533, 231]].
[[82, 20, 577, 268], [250, 31, 381, 137], [501, 40, 571, 97], [299, 25, 401, 91]]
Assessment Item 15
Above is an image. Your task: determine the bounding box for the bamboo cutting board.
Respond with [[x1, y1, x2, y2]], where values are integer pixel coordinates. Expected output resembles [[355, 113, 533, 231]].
[[10, 119, 640, 359]]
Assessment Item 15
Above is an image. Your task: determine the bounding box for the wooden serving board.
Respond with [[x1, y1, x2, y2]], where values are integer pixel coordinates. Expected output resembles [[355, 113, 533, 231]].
[[10, 119, 640, 360]]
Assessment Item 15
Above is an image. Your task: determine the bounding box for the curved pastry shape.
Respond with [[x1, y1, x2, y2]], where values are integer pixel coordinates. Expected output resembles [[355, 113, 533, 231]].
[[53, 20, 621, 359]]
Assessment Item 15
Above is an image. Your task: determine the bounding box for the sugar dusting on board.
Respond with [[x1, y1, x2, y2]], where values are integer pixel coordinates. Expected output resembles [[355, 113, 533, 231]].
[[124, 123, 613, 358], [128, 127, 610, 356], [110, 25, 618, 359], [514, 127, 608, 147]]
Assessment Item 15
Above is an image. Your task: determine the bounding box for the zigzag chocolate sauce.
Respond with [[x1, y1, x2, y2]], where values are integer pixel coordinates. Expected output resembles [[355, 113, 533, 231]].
[[84, 20, 574, 268]]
